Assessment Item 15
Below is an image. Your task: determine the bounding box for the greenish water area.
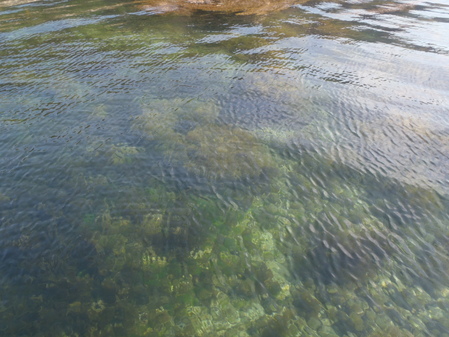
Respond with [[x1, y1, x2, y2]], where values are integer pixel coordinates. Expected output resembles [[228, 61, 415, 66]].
[[1, 0, 449, 336]]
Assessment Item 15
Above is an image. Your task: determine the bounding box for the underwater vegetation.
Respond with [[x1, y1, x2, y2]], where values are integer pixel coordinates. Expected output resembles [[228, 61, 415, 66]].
[[2, 50, 449, 336], [1, 1, 449, 336], [1, 75, 448, 336], [2, 133, 449, 337], [134, 98, 278, 181], [184, 124, 277, 179]]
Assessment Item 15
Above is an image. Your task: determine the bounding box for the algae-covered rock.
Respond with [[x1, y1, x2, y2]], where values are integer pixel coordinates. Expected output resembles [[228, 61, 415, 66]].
[[291, 286, 323, 319], [349, 311, 365, 332], [135, 97, 217, 159], [248, 307, 296, 337], [184, 124, 276, 179], [368, 326, 415, 337], [136, 98, 278, 181], [106, 144, 141, 165], [135, 98, 219, 141]]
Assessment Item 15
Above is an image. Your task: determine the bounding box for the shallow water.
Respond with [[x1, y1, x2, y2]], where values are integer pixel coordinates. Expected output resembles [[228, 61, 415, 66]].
[[1, 0, 449, 336]]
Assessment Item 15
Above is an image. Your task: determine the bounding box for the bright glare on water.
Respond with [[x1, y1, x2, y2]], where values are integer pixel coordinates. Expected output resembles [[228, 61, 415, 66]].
[[1, 0, 449, 336]]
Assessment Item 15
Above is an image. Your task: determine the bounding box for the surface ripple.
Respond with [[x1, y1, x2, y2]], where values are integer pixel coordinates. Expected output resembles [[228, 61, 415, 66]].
[[1, 0, 449, 336]]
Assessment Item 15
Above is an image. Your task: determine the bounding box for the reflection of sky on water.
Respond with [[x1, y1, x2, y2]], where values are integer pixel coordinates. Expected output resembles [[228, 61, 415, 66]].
[[238, 24, 449, 190], [0, 0, 40, 6], [296, 0, 449, 53], [256, 1, 449, 191], [394, 19, 449, 52]]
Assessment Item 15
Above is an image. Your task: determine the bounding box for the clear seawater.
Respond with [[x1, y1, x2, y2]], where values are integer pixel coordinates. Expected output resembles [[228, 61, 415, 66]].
[[1, 0, 449, 336]]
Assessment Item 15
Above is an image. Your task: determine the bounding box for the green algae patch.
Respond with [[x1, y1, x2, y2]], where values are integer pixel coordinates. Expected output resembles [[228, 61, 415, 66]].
[[184, 124, 277, 179], [135, 97, 278, 181], [134, 98, 219, 154]]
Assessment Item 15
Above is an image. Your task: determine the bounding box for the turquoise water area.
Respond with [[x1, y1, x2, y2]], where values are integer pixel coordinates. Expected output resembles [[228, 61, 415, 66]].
[[1, 0, 449, 336]]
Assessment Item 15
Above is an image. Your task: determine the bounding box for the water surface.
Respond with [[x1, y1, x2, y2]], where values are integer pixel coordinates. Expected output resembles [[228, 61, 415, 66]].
[[1, 0, 449, 336]]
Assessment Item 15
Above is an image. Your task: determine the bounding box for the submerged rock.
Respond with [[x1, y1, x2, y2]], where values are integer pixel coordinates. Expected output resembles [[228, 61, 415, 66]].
[[135, 98, 277, 180], [184, 124, 276, 180]]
